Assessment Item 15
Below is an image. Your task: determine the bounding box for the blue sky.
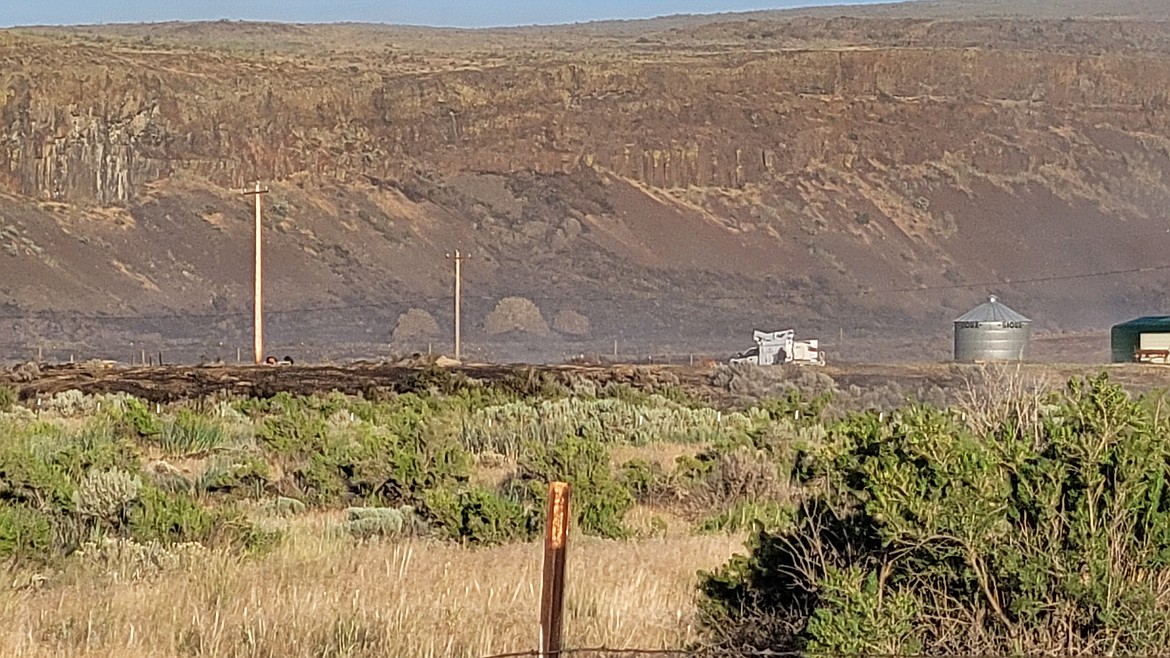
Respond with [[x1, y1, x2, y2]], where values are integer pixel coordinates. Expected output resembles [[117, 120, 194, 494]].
[[2, 0, 900, 29]]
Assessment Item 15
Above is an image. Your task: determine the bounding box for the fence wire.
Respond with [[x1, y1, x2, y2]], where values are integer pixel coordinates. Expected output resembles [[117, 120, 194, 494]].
[[475, 646, 1170, 650], [479, 649, 757, 658], [478, 650, 855, 658]]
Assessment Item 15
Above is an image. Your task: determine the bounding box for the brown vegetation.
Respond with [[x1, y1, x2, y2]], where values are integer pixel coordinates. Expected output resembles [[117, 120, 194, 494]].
[[553, 309, 591, 337], [0, 512, 741, 658], [390, 308, 441, 343], [483, 297, 551, 336]]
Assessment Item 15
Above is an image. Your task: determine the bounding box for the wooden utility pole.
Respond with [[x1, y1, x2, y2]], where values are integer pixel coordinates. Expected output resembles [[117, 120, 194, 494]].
[[445, 250, 468, 362], [539, 482, 571, 658], [244, 181, 269, 365]]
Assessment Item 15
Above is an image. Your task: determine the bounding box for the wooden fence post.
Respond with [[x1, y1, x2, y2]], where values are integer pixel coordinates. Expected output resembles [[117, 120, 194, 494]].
[[540, 482, 570, 657]]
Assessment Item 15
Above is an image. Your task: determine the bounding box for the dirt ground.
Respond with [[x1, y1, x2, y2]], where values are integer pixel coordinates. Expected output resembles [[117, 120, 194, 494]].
[[0, 360, 700, 404]]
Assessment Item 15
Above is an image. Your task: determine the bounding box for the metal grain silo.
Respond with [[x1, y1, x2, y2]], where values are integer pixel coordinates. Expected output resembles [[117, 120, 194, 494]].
[[953, 295, 1031, 361]]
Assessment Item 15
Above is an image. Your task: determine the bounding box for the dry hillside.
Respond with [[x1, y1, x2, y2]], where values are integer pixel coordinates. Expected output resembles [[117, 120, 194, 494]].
[[2, 0, 1170, 364]]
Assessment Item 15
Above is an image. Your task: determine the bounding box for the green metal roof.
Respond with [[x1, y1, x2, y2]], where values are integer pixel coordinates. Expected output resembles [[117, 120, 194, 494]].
[[1112, 316, 1170, 331]]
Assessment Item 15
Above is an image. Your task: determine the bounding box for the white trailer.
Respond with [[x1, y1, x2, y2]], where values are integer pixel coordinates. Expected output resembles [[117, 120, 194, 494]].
[[729, 329, 824, 366]]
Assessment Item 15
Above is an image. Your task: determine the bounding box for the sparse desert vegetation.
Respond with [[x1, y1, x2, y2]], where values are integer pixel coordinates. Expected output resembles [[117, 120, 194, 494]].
[[4, 362, 1170, 656], [0, 365, 812, 657]]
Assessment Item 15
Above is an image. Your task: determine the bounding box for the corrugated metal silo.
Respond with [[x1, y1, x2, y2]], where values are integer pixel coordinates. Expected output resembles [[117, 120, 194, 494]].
[[953, 295, 1031, 361]]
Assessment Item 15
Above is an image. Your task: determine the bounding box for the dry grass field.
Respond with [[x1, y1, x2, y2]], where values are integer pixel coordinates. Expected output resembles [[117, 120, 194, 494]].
[[0, 510, 743, 658]]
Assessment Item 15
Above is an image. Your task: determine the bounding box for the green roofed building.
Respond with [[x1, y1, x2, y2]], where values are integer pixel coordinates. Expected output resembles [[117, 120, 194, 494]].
[[1111, 316, 1170, 363]]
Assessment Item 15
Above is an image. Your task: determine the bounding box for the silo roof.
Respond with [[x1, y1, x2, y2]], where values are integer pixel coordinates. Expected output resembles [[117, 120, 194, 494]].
[[954, 296, 1030, 324]]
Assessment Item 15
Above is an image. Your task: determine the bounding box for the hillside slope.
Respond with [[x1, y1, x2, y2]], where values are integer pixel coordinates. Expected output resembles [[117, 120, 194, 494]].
[[2, 7, 1170, 363]]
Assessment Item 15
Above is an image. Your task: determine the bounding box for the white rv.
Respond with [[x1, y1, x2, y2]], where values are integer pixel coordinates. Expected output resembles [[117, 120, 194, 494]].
[[729, 329, 824, 366]]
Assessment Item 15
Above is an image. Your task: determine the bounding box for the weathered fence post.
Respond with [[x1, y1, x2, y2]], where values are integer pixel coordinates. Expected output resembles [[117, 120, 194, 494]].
[[540, 481, 570, 657]]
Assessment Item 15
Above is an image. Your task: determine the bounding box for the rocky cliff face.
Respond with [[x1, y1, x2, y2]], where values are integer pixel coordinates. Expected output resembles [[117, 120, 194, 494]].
[[6, 39, 1169, 203], [1, 14, 1169, 363]]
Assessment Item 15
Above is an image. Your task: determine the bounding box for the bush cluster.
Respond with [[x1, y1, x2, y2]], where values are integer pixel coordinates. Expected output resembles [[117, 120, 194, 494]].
[[0, 413, 267, 563], [698, 374, 1170, 656]]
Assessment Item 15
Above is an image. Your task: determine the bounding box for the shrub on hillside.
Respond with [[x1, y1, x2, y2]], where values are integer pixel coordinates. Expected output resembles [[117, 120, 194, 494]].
[[119, 397, 162, 438], [698, 500, 792, 534], [461, 395, 756, 457], [390, 308, 441, 343], [552, 309, 591, 336], [483, 296, 550, 336], [251, 392, 473, 506]]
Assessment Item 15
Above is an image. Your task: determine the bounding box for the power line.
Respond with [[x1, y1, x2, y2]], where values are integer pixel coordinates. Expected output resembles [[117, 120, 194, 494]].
[[0, 261, 1166, 324], [856, 262, 1170, 295]]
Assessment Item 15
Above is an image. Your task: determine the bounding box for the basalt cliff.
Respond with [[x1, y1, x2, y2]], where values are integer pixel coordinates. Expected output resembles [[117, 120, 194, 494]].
[[2, 1, 1170, 363]]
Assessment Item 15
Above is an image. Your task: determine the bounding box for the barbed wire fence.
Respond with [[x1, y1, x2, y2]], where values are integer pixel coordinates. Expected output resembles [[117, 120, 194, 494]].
[[477, 648, 822, 658], [477, 649, 1154, 658], [479, 649, 692, 658]]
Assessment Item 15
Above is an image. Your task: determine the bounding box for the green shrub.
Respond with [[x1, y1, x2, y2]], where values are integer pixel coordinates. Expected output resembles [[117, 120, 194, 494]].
[[498, 368, 569, 399], [72, 468, 142, 524], [698, 500, 792, 534], [673, 453, 715, 484], [128, 486, 268, 551], [292, 454, 349, 505], [423, 487, 535, 544], [119, 397, 162, 438], [699, 374, 1170, 656], [619, 458, 665, 499], [0, 385, 16, 412], [195, 454, 271, 497], [404, 365, 471, 396], [251, 395, 329, 457], [345, 423, 473, 504], [128, 486, 216, 545], [518, 435, 632, 539], [158, 410, 229, 456], [757, 388, 833, 426], [0, 503, 51, 559], [0, 444, 76, 511], [462, 396, 753, 456], [345, 505, 424, 539]]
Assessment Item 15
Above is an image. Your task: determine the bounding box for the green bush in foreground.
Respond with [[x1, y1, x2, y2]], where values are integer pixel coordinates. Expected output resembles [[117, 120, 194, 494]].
[[158, 409, 229, 456], [0, 503, 52, 559], [699, 374, 1170, 656], [518, 434, 633, 539], [423, 488, 536, 544], [0, 385, 17, 413]]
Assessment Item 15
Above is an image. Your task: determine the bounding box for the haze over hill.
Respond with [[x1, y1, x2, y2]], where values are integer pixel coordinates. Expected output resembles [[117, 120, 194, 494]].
[[2, 0, 1169, 364]]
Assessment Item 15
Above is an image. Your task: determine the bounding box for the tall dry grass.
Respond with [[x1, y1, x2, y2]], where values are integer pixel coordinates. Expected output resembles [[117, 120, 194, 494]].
[[0, 512, 744, 658]]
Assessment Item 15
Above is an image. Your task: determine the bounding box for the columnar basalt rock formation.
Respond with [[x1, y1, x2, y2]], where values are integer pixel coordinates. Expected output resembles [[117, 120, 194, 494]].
[[1, 8, 1169, 362]]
